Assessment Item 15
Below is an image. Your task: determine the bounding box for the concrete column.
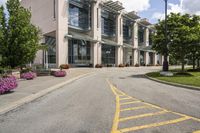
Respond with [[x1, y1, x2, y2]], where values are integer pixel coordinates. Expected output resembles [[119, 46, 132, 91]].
[[133, 49, 139, 65], [56, 0, 68, 67], [144, 52, 149, 66], [115, 12, 123, 65], [153, 53, 158, 65], [116, 46, 123, 66], [116, 13, 123, 45], [133, 22, 138, 48], [91, 42, 102, 66], [91, 1, 101, 41], [161, 55, 164, 65], [144, 28, 149, 47]]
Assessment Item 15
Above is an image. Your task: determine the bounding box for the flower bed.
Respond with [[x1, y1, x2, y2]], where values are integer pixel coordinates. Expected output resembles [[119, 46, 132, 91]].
[[60, 64, 70, 69], [118, 64, 125, 68], [0, 76, 18, 94], [20, 72, 36, 80], [95, 64, 103, 68], [54, 71, 66, 77]]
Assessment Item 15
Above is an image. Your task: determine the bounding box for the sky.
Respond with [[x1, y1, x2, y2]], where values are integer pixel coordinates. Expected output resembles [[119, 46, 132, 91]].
[[0, 0, 200, 24]]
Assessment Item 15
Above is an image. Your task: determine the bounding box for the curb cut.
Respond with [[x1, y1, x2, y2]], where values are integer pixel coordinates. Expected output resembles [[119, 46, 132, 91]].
[[0, 72, 94, 115], [145, 74, 200, 91]]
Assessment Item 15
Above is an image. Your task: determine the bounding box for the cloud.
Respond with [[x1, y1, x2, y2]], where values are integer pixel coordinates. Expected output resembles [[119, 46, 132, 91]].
[[0, 0, 7, 6], [152, 0, 200, 21], [114, 0, 151, 12]]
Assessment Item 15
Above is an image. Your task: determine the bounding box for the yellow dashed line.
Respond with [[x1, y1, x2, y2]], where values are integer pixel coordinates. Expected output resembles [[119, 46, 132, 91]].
[[119, 110, 169, 122], [120, 101, 141, 105], [120, 116, 191, 132]]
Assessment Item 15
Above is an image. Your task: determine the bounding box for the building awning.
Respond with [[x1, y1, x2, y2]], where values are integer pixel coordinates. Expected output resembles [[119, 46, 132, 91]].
[[102, 39, 120, 47], [138, 45, 155, 52], [103, 0, 124, 12], [123, 11, 140, 21], [66, 31, 96, 42], [139, 18, 152, 26], [123, 43, 135, 49]]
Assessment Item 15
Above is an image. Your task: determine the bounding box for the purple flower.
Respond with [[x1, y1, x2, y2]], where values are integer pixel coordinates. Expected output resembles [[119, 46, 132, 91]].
[[0, 76, 18, 94], [20, 72, 36, 80], [54, 71, 66, 77]]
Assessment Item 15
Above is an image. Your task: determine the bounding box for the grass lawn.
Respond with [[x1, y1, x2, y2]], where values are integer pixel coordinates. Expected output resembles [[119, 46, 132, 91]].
[[146, 71, 200, 87]]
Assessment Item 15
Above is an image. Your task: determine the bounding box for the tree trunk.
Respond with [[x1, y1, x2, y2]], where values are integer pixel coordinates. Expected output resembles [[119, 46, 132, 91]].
[[192, 56, 196, 70], [181, 58, 185, 72], [198, 59, 200, 68]]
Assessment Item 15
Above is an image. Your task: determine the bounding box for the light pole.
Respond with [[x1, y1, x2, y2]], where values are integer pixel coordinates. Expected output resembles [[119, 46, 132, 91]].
[[163, 0, 169, 71]]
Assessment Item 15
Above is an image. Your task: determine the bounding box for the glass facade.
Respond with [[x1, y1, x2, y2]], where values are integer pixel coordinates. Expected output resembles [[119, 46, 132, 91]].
[[138, 26, 145, 44], [102, 44, 116, 65], [140, 51, 145, 66], [101, 10, 116, 36], [69, 2, 90, 30], [45, 36, 56, 64], [123, 19, 132, 43], [149, 30, 153, 45], [68, 39, 91, 65]]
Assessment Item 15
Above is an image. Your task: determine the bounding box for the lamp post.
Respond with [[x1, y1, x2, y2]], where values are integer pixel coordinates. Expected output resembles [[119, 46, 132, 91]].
[[162, 0, 169, 71]]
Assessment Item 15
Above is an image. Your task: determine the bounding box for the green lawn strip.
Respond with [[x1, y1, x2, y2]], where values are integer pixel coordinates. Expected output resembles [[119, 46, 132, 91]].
[[146, 72, 200, 87]]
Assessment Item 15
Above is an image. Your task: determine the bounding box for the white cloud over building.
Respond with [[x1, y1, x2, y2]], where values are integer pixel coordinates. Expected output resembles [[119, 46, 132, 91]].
[[152, 0, 200, 20]]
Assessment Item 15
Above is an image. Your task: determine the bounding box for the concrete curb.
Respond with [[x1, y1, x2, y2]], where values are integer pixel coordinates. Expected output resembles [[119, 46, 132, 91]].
[[145, 74, 200, 91], [0, 72, 94, 115]]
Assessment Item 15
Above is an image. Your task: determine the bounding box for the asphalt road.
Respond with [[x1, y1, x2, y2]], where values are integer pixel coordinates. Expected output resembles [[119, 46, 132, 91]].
[[0, 67, 200, 133]]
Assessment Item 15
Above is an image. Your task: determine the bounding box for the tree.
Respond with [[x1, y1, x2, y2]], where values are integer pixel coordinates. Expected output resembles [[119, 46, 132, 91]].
[[0, 0, 41, 68], [153, 13, 200, 72]]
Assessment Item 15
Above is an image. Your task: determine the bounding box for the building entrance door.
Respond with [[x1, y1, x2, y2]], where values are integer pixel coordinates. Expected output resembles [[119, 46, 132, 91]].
[[68, 39, 91, 66]]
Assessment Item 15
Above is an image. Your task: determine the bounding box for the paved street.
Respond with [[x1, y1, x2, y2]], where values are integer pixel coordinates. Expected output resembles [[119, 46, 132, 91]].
[[0, 67, 200, 133]]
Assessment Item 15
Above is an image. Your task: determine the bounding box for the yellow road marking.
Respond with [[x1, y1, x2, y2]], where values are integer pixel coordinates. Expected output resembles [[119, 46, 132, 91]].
[[120, 106, 150, 112], [107, 80, 121, 133], [120, 101, 141, 105], [120, 116, 191, 132], [193, 130, 200, 133], [119, 97, 134, 100], [119, 110, 169, 122], [107, 80, 200, 133]]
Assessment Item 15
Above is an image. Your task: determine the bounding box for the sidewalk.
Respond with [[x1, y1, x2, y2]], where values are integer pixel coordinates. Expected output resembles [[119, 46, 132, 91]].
[[0, 68, 95, 114]]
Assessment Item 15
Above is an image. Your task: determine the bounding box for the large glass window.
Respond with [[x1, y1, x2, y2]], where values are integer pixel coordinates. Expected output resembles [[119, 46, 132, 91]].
[[69, 4, 90, 29], [149, 30, 153, 45], [102, 44, 116, 65], [68, 39, 91, 65], [138, 26, 145, 44], [45, 36, 56, 64], [123, 19, 132, 42], [101, 10, 116, 36]]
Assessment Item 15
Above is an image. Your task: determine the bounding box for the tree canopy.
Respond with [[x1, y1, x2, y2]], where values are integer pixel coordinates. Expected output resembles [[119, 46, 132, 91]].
[[0, 0, 41, 68], [152, 13, 200, 71]]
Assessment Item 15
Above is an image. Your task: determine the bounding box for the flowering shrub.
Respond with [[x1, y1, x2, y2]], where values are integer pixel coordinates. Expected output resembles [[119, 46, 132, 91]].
[[95, 64, 103, 68], [60, 64, 70, 69], [135, 64, 140, 67], [118, 64, 125, 68], [0, 76, 18, 94], [20, 72, 36, 80], [54, 71, 66, 77]]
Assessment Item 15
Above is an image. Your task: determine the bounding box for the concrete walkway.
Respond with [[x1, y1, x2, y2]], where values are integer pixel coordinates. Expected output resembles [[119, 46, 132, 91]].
[[0, 68, 94, 114]]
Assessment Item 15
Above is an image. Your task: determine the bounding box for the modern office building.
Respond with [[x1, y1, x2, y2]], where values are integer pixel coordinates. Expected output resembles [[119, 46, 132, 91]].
[[21, 0, 163, 68]]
